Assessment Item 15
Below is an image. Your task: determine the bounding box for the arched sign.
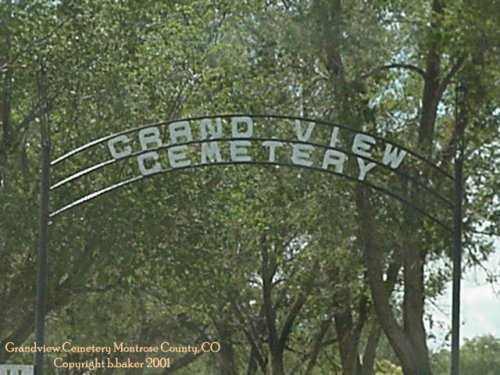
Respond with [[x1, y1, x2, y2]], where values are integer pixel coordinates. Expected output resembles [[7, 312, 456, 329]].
[[49, 114, 453, 231], [33, 113, 462, 375]]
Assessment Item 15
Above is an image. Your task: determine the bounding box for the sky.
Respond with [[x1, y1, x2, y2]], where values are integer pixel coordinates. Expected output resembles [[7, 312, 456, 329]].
[[429, 239, 500, 350]]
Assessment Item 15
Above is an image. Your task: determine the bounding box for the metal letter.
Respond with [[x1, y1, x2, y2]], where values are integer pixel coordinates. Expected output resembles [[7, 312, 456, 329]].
[[352, 133, 376, 158], [230, 141, 251, 162], [201, 142, 223, 164], [294, 120, 315, 141], [168, 145, 191, 168], [108, 135, 132, 159], [231, 117, 253, 138], [292, 144, 314, 167], [322, 149, 347, 173], [169, 121, 193, 144], [138, 152, 161, 175], [382, 144, 407, 169], [262, 140, 284, 162], [200, 118, 223, 140], [357, 157, 376, 181], [329, 127, 341, 147], [139, 127, 162, 150]]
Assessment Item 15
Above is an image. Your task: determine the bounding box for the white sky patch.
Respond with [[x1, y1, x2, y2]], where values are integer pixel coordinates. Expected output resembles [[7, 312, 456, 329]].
[[428, 239, 500, 350]]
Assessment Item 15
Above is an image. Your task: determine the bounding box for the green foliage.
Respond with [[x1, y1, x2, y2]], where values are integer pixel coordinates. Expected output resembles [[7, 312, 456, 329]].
[[433, 335, 500, 375], [1, 0, 499, 374], [375, 359, 403, 375]]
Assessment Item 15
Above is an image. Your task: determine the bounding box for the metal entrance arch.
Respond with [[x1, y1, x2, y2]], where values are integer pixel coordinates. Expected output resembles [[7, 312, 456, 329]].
[[34, 113, 463, 375]]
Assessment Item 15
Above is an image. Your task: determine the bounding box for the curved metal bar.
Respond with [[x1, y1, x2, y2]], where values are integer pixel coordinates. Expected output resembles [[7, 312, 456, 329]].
[[50, 175, 143, 218], [49, 160, 452, 232], [50, 137, 453, 207], [51, 159, 115, 190], [50, 114, 453, 180]]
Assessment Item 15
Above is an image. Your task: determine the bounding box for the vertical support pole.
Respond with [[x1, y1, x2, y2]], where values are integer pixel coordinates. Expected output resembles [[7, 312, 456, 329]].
[[34, 65, 50, 375], [451, 82, 465, 375]]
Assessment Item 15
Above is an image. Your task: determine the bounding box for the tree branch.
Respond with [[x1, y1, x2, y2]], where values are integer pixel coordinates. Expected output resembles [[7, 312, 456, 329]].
[[162, 349, 205, 374], [355, 185, 416, 370], [359, 63, 427, 81], [438, 56, 466, 97], [278, 288, 310, 349], [304, 315, 333, 375], [261, 234, 279, 353], [230, 301, 267, 372]]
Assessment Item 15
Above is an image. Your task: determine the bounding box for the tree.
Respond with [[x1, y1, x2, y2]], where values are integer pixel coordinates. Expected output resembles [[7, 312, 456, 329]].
[[432, 335, 500, 375], [1, 1, 499, 374]]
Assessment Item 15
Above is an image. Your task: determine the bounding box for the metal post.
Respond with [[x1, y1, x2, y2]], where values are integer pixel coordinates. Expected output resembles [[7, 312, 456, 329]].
[[451, 82, 465, 375], [34, 66, 50, 375]]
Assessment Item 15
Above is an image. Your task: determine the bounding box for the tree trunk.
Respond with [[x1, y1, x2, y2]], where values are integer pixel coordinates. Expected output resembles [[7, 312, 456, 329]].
[[355, 186, 420, 374], [332, 286, 367, 375], [360, 324, 381, 375], [0, 0, 13, 190], [304, 317, 332, 375], [313, 0, 450, 371], [214, 319, 238, 375], [269, 348, 285, 375], [245, 346, 259, 375]]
